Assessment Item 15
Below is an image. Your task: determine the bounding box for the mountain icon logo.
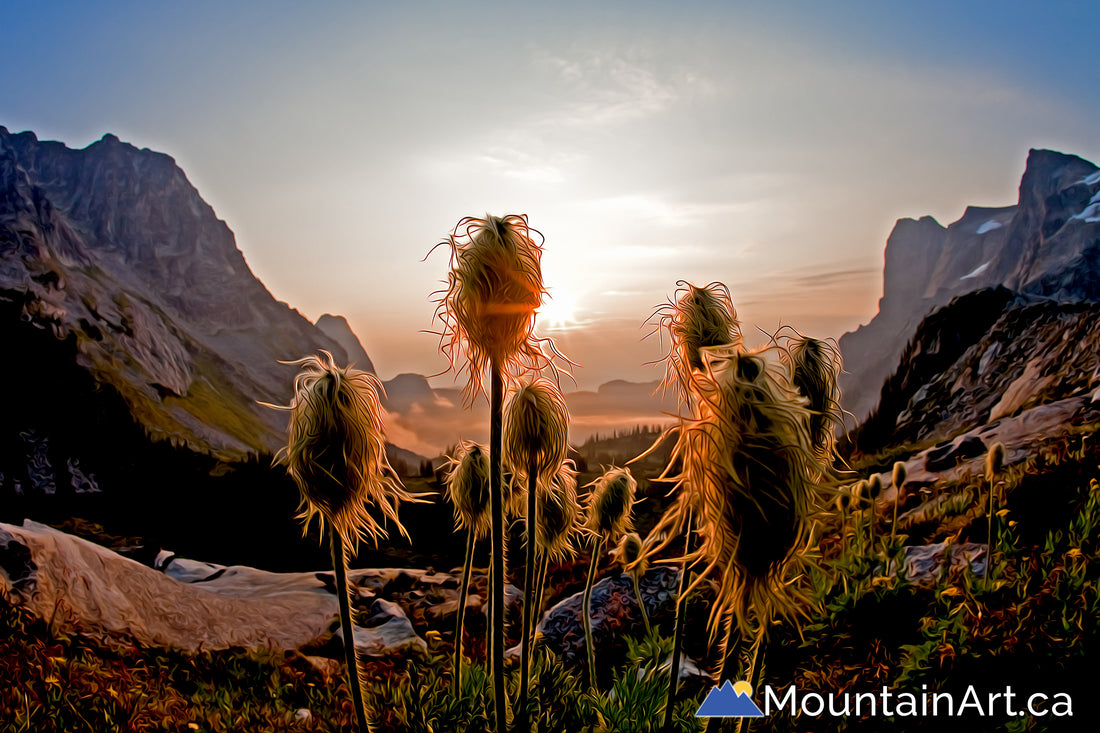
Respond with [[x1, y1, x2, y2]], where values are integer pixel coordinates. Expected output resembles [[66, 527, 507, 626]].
[[695, 680, 765, 718]]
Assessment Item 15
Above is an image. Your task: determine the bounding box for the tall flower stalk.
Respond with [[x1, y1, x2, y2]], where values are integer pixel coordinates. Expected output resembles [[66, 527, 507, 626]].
[[890, 461, 907, 546], [643, 281, 741, 730], [986, 442, 1006, 588], [582, 466, 637, 687], [864, 474, 883, 553], [443, 442, 492, 695], [503, 377, 569, 727], [432, 214, 549, 733], [611, 532, 651, 634], [276, 352, 417, 733], [533, 462, 583, 622]]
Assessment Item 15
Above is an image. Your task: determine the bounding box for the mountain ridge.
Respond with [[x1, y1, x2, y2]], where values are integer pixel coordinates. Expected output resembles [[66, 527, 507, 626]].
[[840, 148, 1100, 425], [1, 126, 356, 459]]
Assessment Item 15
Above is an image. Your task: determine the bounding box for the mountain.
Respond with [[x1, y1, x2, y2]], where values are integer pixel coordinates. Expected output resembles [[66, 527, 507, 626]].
[[848, 290, 1100, 457], [840, 149, 1100, 425], [315, 313, 376, 374], [0, 126, 361, 459]]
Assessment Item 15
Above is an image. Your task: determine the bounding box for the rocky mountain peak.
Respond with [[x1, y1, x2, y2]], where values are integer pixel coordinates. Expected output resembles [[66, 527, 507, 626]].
[[0, 128, 369, 458], [315, 314, 376, 374], [840, 149, 1100, 426]]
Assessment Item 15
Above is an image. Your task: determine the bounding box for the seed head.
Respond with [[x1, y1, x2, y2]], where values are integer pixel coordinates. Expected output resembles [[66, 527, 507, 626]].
[[503, 377, 570, 490], [444, 442, 492, 540], [432, 214, 549, 402], [676, 348, 822, 637], [892, 461, 907, 491], [648, 281, 741, 408], [276, 351, 415, 553], [835, 486, 853, 514], [585, 466, 637, 542], [866, 474, 883, 501], [785, 335, 843, 462], [986, 442, 1005, 483], [536, 462, 584, 561], [610, 531, 648, 576]]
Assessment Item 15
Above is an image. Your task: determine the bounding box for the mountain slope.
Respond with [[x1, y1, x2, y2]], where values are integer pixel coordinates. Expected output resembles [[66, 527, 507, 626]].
[[0, 127, 356, 459]]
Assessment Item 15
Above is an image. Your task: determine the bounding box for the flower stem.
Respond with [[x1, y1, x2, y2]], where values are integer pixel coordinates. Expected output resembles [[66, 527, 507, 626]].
[[332, 532, 368, 732], [533, 551, 549, 629], [736, 630, 768, 733], [489, 364, 507, 733], [584, 535, 604, 688], [706, 614, 741, 733], [518, 470, 538, 731], [663, 513, 693, 733], [453, 529, 475, 696]]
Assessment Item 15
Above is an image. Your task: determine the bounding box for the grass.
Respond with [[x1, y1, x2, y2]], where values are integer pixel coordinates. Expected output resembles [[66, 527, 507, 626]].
[[0, 600, 355, 732]]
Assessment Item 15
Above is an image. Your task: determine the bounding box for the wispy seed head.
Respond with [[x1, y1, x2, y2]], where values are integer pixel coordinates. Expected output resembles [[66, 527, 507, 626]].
[[648, 281, 741, 408], [444, 441, 492, 540], [503, 377, 570, 489], [276, 351, 414, 553], [432, 214, 549, 402], [585, 466, 637, 541], [536, 462, 583, 561], [611, 531, 648, 576], [986, 442, 1006, 482], [785, 335, 843, 462]]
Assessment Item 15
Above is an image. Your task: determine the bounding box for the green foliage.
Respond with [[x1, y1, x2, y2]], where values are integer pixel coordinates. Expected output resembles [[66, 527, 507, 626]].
[[591, 631, 703, 733]]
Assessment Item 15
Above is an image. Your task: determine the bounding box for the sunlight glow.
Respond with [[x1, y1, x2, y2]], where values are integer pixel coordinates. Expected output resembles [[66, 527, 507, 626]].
[[536, 289, 582, 331]]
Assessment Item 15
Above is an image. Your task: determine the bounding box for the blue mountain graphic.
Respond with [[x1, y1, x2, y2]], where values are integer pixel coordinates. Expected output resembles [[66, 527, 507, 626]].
[[695, 681, 765, 718]]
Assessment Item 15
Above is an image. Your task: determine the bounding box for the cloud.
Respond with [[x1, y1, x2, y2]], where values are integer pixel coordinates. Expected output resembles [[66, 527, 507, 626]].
[[536, 50, 701, 128], [789, 267, 877, 288]]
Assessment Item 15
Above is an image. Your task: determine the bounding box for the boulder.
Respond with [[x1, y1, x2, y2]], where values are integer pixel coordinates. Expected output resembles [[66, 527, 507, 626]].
[[336, 598, 427, 658], [535, 567, 679, 671]]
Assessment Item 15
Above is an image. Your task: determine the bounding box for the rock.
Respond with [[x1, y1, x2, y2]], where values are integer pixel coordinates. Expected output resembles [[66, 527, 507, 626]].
[[337, 598, 427, 658], [894, 541, 987, 587], [924, 435, 987, 472], [0, 520, 337, 652], [1, 520, 446, 661], [535, 567, 679, 673], [302, 655, 342, 680], [314, 314, 375, 374], [894, 394, 1089, 487], [989, 358, 1058, 422], [0, 525, 38, 597]]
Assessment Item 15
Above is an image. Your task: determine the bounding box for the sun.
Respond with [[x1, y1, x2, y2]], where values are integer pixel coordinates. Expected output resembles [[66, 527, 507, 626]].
[[536, 289, 581, 331]]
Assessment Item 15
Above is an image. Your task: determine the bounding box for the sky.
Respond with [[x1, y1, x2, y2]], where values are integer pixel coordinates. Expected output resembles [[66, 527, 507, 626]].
[[4, 1, 1099, 390]]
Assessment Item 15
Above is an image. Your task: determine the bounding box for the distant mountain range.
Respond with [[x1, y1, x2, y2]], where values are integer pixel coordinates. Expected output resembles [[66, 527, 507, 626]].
[[840, 149, 1100, 427]]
